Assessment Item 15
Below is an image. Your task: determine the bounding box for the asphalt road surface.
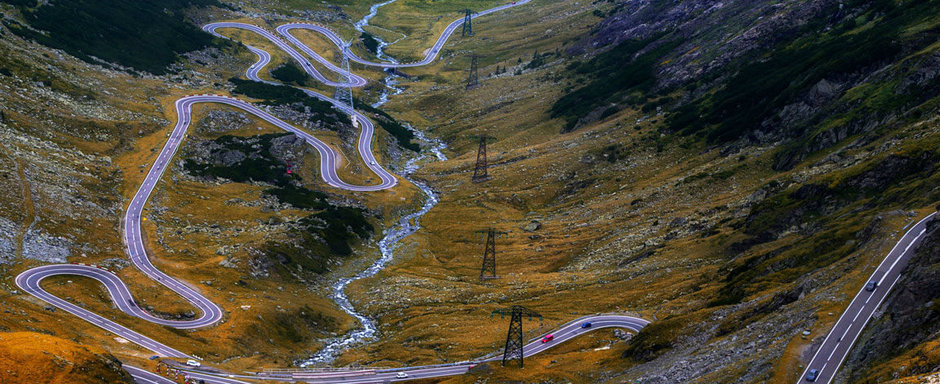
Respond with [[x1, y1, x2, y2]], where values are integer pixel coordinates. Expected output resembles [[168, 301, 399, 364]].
[[124, 365, 178, 384], [16, 264, 192, 358], [798, 212, 937, 383]]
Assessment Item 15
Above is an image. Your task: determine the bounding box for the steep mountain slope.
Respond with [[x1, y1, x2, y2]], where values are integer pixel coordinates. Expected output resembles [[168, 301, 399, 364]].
[[350, 0, 940, 382], [0, 0, 937, 383]]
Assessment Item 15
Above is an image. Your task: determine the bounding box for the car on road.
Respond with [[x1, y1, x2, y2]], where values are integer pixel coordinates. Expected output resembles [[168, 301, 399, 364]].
[[806, 369, 819, 382], [581, 322, 592, 329], [541, 334, 554, 343], [865, 280, 878, 291], [186, 359, 201, 367], [395, 372, 408, 379]]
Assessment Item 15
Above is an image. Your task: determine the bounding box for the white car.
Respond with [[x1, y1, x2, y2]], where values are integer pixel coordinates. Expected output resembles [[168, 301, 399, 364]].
[[185, 359, 201, 367], [395, 372, 408, 379]]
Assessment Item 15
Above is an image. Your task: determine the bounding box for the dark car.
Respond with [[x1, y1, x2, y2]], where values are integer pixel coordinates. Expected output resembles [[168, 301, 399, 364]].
[[581, 322, 592, 329], [865, 280, 878, 292], [806, 369, 819, 382]]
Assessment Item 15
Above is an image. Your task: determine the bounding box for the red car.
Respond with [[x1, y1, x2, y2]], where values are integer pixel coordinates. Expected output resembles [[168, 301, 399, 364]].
[[541, 334, 554, 343]]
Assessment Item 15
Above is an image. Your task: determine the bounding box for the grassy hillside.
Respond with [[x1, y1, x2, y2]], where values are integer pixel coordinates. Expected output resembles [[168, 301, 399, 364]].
[[551, 34, 676, 132], [229, 78, 351, 126], [357, 0, 940, 382], [0, 332, 134, 384]]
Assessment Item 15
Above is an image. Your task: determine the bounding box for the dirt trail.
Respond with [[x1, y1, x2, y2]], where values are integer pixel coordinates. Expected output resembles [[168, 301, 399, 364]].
[[0, 143, 37, 259]]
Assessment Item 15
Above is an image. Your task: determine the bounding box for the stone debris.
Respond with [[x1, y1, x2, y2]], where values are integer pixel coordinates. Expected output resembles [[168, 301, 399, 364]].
[[22, 228, 71, 263]]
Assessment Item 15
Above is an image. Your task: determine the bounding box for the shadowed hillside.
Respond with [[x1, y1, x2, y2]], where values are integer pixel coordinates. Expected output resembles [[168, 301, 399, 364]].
[[1, 0, 227, 73]]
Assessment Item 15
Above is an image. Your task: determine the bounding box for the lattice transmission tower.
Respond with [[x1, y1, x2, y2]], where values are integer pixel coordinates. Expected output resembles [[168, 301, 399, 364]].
[[476, 228, 506, 280], [462, 9, 474, 37], [471, 135, 492, 182], [466, 54, 481, 90], [334, 43, 355, 110], [492, 305, 542, 367]]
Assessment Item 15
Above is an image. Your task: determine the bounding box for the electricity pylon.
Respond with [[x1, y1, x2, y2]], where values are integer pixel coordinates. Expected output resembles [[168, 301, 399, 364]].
[[471, 135, 492, 182], [462, 9, 474, 37], [466, 54, 481, 90], [334, 42, 354, 110], [476, 228, 507, 280], [492, 305, 542, 367]]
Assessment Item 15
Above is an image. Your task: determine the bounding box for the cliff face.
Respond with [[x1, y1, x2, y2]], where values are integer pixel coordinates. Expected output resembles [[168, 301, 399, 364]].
[[840, 217, 940, 383]]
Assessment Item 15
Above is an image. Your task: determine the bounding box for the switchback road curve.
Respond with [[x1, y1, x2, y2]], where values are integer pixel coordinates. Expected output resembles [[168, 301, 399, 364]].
[[275, 0, 533, 69], [204, 0, 532, 82], [15, 94, 401, 357], [203, 22, 369, 88]]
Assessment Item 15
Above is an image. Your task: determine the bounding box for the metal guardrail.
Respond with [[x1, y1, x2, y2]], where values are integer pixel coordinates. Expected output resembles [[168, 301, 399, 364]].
[[261, 367, 384, 373]]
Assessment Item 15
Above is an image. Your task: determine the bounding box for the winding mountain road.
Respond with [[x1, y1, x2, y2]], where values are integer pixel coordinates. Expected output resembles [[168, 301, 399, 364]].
[[203, 23, 368, 87], [275, 0, 532, 69], [15, 0, 929, 382], [9, 1, 643, 383]]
